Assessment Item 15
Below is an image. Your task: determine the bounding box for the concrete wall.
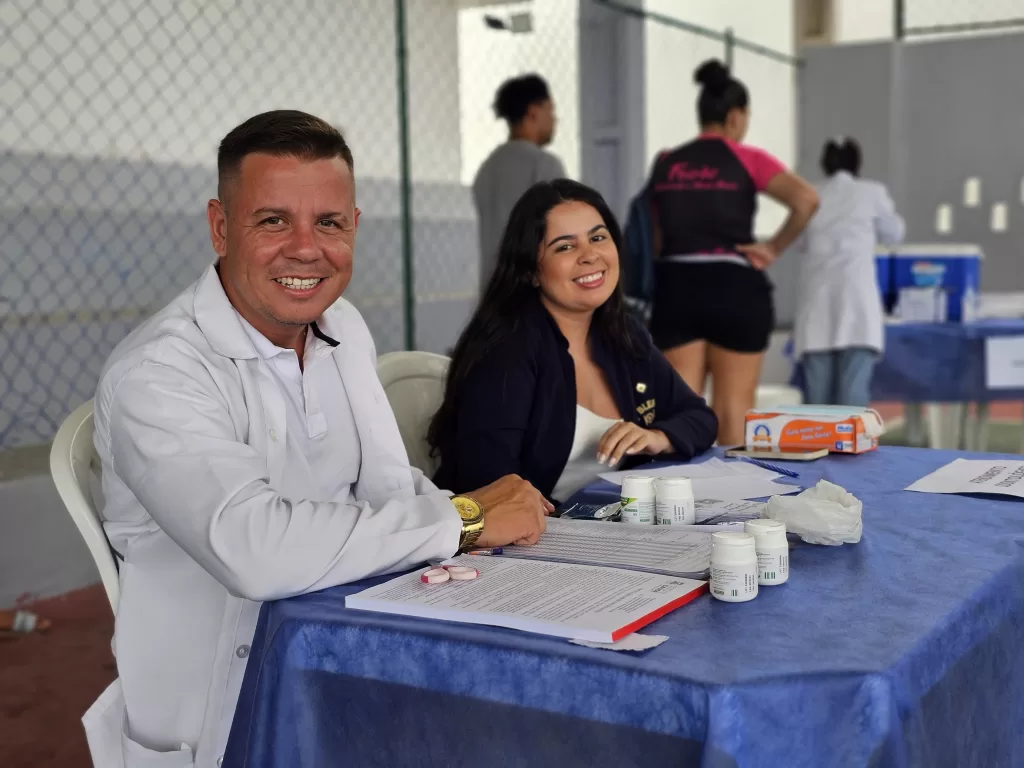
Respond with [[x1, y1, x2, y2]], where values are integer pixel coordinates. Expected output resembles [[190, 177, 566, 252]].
[[458, 0, 581, 185], [796, 33, 1024, 307]]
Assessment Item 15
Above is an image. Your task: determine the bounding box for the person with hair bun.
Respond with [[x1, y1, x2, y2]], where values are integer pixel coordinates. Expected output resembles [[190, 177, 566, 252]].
[[473, 74, 566, 294], [793, 137, 905, 406], [645, 59, 819, 446]]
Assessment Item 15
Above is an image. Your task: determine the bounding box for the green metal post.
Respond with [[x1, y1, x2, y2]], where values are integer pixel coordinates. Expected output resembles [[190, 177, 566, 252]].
[[394, 0, 415, 350], [724, 26, 734, 69]]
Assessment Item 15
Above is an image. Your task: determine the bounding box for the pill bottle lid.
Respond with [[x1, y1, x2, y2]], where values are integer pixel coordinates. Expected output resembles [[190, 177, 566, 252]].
[[744, 519, 787, 546], [711, 531, 756, 549], [621, 475, 656, 490], [655, 476, 693, 492]]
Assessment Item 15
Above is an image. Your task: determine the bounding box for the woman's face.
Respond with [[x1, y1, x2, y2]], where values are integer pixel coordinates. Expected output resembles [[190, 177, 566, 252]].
[[535, 200, 619, 316]]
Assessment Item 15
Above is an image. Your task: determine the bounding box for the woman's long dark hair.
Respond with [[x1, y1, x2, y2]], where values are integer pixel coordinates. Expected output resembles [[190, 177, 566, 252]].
[[427, 179, 636, 456]]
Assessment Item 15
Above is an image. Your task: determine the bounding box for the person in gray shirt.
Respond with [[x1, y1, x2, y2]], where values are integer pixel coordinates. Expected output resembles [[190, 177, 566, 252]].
[[473, 74, 566, 294]]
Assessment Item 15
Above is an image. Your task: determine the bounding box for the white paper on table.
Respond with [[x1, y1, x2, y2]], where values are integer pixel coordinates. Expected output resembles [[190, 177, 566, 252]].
[[985, 336, 1024, 389], [571, 633, 669, 652], [906, 458, 1024, 499], [346, 555, 708, 644], [694, 499, 767, 525], [498, 517, 711, 578], [685, 476, 799, 502], [599, 456, 782, 485]]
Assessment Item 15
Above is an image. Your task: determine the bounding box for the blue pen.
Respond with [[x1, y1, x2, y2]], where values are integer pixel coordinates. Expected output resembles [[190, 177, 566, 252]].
[[742, 457, 799, 479], [467, 547, 503, 556]]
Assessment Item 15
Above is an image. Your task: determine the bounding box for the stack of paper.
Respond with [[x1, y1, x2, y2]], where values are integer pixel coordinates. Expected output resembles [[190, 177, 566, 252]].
[[599, 456, 780, 483], [498, 517, 711, 578], [598, 457, 799, 502], [694, 499, 766, 525], [346, 555, 708, 643]]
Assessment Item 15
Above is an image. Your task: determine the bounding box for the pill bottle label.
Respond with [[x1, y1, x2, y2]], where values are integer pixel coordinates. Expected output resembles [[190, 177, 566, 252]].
[[756, 551, 789, 585], [710, 565, 758, 602], [656, 497, 695, 526], [620, 497, 655, 525]]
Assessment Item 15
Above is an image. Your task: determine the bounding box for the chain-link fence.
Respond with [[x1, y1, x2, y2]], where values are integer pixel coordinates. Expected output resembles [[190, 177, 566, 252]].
[[409, 0, 579, 355], [900, 0, 1024, 37], [0, 0, 579, 451]]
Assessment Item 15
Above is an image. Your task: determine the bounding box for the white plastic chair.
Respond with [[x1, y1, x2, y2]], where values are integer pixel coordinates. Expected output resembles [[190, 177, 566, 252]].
[[376, 351, 450, 476], [50, 400, 119, 613]]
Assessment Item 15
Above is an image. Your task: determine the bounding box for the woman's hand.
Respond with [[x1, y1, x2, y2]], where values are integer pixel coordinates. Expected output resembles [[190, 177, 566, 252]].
[[736, 241, 779, 270], [597, 422, 672, 467]]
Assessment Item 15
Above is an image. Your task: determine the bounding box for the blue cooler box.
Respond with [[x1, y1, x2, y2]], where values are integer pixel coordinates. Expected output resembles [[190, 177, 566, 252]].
[[887, 244, 982, 322], [875, 249, 893, 313]]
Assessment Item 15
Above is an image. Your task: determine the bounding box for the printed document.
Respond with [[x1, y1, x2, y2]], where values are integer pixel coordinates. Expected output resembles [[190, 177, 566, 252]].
[[498, 517, 710, 578], [599, 456, 781, 484], [695, 499, 766, 525], [346, 555, 707, 643], [906, 459, 1024, 499]]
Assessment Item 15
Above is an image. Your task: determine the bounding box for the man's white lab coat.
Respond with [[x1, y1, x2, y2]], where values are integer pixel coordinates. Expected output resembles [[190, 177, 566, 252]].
[[84, 265, 460, 767], [793, 171, 905, 357]]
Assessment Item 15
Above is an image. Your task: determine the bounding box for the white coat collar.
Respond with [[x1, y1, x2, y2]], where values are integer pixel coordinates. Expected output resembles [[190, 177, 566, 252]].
[[192, 263, 342, 361]]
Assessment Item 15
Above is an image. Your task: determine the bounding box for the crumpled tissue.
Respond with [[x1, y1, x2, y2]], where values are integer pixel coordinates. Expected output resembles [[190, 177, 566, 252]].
[[765, 479, 862, 545]]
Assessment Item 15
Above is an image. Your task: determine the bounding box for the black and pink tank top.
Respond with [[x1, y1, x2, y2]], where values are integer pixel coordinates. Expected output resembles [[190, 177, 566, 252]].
[[649, 134, 785, 263]]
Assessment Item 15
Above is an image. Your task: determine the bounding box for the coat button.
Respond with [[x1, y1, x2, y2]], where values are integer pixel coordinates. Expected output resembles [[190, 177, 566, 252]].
[[217, 757, 224, 767], [236, 644, 250, 659], [269, 429, 278, 442]]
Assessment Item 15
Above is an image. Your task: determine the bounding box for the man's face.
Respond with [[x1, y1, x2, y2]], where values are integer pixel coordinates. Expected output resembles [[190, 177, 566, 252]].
[[533, 98, 557, 146], [207, 153, 359, 341]]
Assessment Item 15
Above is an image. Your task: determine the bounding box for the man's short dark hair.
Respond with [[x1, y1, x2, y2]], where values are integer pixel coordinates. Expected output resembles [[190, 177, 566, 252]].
[[217, 110, 354, 200], [493, 74, 551, 125]]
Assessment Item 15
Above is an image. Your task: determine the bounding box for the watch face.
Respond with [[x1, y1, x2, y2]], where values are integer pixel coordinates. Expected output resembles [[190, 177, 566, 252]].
[[452, 497, 482, 521]]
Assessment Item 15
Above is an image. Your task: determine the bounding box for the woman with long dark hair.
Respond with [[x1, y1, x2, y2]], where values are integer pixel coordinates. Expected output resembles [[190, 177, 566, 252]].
[[647, 59, 819, 446], [429, 179, 717, 503]]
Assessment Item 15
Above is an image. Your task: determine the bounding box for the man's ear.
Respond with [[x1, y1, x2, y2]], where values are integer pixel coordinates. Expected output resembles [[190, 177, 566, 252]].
[[207, 198, 228, 260]]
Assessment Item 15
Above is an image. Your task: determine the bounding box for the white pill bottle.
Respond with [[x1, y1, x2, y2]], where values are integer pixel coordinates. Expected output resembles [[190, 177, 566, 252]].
[[710, 531, 759, 603], [655, 477, 695, 525], [744, 519, 789, 586], [620, 475, 656, 525]]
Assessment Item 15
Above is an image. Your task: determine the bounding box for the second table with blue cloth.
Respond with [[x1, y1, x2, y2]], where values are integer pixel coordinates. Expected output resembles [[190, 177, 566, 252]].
[[873, 318, 1024, 402], [224, 447, 1024, 768]]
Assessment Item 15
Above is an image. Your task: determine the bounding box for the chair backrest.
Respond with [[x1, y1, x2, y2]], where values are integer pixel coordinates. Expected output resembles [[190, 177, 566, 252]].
[[376, 351, 450, 476], [49, 400, 119, 613]]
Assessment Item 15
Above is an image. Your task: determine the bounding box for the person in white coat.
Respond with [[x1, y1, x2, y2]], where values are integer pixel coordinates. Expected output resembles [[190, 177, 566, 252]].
[[793, 138, 905, 406], [84, 110, 551, 768]]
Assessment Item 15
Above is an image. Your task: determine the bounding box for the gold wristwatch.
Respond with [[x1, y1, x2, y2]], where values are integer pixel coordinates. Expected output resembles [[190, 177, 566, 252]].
[[451, 495, 485, 553]]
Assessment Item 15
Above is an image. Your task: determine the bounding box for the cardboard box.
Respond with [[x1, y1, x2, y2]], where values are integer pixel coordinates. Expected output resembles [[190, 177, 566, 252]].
[[745, 405, 884, 454]]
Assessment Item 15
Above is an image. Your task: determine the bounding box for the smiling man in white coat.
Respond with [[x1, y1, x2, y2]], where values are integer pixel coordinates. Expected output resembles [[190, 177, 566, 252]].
[[84, 110, 550, 767]]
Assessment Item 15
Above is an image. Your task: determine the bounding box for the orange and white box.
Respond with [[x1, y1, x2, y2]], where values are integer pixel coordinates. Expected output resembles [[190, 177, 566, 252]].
[[744, 406, 884, 454]]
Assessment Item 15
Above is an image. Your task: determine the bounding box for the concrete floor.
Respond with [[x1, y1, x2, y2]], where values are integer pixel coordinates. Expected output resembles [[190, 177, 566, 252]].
[[0, 444, 99, 608]]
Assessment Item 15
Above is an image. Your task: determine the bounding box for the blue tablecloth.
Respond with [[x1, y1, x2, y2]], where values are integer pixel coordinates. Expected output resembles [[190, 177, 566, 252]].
[[224, 448, 1024, 768], [788, 319, 1024, 402], [873, 319, 1024, 401]]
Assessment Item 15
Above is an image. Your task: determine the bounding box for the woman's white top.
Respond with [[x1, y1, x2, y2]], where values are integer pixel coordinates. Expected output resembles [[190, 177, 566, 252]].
[[551, 406, 622, 501], [794, 171, 905, 357]]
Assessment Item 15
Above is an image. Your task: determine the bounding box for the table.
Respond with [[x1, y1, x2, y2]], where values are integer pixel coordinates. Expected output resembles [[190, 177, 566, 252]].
[[224, 448, 1024, 768], [789, 320, 1024, 450]]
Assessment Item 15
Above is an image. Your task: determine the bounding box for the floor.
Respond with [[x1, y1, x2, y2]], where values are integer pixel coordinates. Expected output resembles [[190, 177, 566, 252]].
[[2, 586, 115, 768]]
